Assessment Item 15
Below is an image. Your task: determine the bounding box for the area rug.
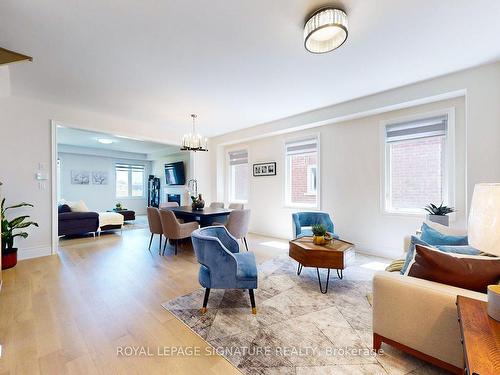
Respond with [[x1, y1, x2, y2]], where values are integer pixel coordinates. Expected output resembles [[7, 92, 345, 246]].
[[162, 255, 445, 374]]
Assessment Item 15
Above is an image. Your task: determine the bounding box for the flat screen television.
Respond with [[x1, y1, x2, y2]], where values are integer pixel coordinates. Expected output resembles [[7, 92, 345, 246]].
[[165, 161, 186, 185]]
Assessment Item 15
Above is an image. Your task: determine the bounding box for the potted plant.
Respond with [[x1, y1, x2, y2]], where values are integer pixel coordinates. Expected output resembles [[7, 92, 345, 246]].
[[1, 198, 38, 269], [424, 202, 455, 226], [312, 224, 328, 245], [191, 194, 205, 211], [115, 202, 123, 211]]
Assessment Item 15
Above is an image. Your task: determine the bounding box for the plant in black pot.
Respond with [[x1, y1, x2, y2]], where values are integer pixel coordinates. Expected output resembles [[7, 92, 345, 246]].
[[1, 198, 38, 269], [424, 202, 455, 227], [191, 194, 205, 211]]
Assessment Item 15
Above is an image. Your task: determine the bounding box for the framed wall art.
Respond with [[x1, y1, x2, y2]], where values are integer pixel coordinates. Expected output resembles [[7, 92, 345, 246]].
[[253, 162, 276, 177]]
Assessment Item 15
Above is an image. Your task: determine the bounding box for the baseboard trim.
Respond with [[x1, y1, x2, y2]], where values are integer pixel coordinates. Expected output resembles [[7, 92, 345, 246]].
[[18, 245, 53, 260]]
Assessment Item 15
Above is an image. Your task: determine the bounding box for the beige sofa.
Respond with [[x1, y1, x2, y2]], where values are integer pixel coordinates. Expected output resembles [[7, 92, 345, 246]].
[[373, 221, 487, 373]]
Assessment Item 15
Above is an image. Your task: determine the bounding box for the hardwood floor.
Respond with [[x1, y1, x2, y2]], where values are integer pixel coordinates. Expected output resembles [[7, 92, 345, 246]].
[[0, 228, 285, 374]]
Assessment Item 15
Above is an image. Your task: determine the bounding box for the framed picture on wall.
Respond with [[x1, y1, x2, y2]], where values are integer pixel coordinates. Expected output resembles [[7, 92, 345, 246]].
[[71, 170, 90, 185], [92, 171, 108, 185], [253, 162, 276, 177]]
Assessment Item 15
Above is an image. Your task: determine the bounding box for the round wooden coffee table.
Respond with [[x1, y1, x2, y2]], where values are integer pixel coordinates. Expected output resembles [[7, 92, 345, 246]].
[[289, 236, 355, 293]]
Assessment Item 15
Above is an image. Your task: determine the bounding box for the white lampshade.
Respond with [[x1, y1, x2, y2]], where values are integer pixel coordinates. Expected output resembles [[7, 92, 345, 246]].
[[468, 183, 500, 256]]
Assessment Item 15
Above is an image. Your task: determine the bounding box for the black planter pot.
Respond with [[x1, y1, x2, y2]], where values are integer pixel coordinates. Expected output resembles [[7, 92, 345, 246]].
[[2, 247, 18, 270]]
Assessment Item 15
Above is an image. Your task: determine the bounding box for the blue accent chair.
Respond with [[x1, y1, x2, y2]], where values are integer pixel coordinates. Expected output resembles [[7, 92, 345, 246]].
[[191, 226, 258, 314], [292, 212, 339, 239]]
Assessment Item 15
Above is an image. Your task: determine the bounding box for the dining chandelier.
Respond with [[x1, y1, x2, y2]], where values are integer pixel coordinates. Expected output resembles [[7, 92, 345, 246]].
[[180, 114, 208, 152]]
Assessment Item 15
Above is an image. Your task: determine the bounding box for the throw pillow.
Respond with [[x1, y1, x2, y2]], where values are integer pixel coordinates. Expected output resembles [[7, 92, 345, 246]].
[[69, 200, 89, 212], [420, 222, 468, 246], [435, 245, 481, 255], [400, 235, 432, 274], [406, 244, 500, 293], [58, 204, 71, 214]]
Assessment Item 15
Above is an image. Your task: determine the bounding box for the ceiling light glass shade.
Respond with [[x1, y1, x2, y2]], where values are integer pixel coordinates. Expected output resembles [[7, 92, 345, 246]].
[[304, 8, 348, 54], [97, 138, 114, 144], [180, 114, 208, 152]]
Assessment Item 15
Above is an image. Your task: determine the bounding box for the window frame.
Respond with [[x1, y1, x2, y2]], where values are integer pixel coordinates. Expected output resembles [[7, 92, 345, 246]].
[[379, 108, 455, 216], [283, 134, 321, 210], [115, 163, 146, 199], [226, 148, 249, 204]]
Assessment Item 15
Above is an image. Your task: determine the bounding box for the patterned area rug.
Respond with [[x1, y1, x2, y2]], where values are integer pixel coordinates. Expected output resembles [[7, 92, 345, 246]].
[[162, 255, 445, 374]]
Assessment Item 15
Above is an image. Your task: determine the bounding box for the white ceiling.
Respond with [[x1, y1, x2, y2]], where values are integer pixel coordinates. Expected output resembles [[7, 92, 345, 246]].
[[57, 126, 178, 155], [1, 1, 500, 137]]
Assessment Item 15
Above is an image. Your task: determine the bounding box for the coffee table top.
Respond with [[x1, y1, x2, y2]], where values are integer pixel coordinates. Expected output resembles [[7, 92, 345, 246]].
[[289, 236, 354, 252]]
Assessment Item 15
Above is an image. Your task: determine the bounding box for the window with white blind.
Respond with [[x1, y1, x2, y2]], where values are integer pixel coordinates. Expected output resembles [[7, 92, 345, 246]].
[[285, 136, 320, 208], [228, 149, 249, 202], [116, 164, 145, 198], [383, 114, 453, 213]]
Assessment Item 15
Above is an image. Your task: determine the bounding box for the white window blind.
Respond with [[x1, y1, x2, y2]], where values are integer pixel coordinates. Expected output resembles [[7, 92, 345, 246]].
[[385, 115, 447, 143], [285, 137, 318, 155], [229, 150, 248, 166]]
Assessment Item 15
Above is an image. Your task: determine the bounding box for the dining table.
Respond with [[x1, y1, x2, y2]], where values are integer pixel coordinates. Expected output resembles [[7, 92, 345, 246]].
[[169, 206, 232, 227]]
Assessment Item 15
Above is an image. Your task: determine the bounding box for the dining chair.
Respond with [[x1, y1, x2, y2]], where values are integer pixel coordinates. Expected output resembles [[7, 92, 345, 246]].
[[209, 202, 225, 208], [159, 209, 199, 255], [191, 226, 258, 314], [228, 203, 244, 210], [291, 212, 339, 239], [225, 209, 251, 251], [159, 202, 179, 209], [147, 207, 163, 253]]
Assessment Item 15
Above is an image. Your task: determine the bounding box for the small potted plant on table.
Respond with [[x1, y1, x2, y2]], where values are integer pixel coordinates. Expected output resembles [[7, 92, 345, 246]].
[[424, 202, 455, 226], [1, 198, 38, 269], [312, 224, 328, 245]]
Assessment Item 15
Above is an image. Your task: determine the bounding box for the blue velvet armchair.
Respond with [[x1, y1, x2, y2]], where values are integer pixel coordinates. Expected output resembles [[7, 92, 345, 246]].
[[292, 212, 339, 239], [191, 226, 258, 314]]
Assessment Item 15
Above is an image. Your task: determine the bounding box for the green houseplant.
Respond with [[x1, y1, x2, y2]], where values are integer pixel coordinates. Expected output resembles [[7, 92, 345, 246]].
[[424, 202, 455, 226], [312, 224, 327, 245], [1, 198, 38, 269]]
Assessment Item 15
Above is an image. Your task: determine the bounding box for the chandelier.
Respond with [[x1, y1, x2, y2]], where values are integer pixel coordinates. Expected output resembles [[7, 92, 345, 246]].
[[180, 114, 208, 152], [304, 8, 348, 54]]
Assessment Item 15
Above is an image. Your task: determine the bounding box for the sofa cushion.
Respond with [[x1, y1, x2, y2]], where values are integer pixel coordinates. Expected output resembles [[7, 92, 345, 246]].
[[435, 245, 481, 255], [58, 204, 71, 213], [420, 222, 468, 246], [68, 200, 89, 212], [406, 244, 500, 293], [401, 236, 431, 274]]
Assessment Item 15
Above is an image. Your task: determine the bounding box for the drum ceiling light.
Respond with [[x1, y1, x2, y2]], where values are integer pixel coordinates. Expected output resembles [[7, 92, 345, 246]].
[[304, 8, 348, 54]]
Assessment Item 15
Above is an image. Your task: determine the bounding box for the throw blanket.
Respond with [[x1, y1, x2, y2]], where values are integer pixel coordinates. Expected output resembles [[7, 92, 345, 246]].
[[98, 212, 124, 230]]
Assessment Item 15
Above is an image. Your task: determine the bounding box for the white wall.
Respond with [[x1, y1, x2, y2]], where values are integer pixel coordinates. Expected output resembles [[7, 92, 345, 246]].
[[211, 62, 500, 259], [58, 149, 151, 214], [219, 98, 466, 258]]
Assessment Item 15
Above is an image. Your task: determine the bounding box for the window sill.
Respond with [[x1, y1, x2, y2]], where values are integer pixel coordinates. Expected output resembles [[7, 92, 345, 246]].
[[116, 196, 147, 200], [284, 204, 321, 210]]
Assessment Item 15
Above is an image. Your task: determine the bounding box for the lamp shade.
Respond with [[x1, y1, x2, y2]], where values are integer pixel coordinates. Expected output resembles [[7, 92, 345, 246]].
[[468, 183, 500, 256]]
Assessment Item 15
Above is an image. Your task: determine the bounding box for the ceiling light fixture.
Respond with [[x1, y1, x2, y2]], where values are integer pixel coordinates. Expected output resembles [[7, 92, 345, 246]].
[[97, 138, 114, 144], [304, 7, 348, 54], [180, 114, 208, 152]]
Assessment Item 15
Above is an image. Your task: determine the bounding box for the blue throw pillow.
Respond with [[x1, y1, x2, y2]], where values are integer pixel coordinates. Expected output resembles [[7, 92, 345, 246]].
[[420, 222, 468, 246], [435, 245, 481, 256], [401, 236, 432, 274]]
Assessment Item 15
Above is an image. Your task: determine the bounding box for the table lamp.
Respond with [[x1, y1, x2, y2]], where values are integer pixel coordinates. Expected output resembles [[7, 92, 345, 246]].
[[468, 183, 500, 321]]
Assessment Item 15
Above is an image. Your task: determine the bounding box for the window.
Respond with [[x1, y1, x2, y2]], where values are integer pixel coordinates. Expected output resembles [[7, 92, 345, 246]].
[[228, 149, 249, 202], [116, 164, 145, 198], [285, 136, 319, 208], [383, 114, 450, 213]]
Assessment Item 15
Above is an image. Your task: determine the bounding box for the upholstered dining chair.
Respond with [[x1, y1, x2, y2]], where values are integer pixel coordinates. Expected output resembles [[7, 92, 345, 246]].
[[225, 209, 251, 251], [209, 202, 225, 208], [292, 212, 339, 239], [191, 226, 258, 314], [159, 202, 179, 209], [228, 203, 244, 210], [147, 207, 163, 253], [159, 209, 199, 255]]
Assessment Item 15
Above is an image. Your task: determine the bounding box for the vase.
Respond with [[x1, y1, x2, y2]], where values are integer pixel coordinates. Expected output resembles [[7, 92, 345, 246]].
[[2, 248, 18, 270], [313, 235, 326, 245], [427, 214, 449, 226]]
